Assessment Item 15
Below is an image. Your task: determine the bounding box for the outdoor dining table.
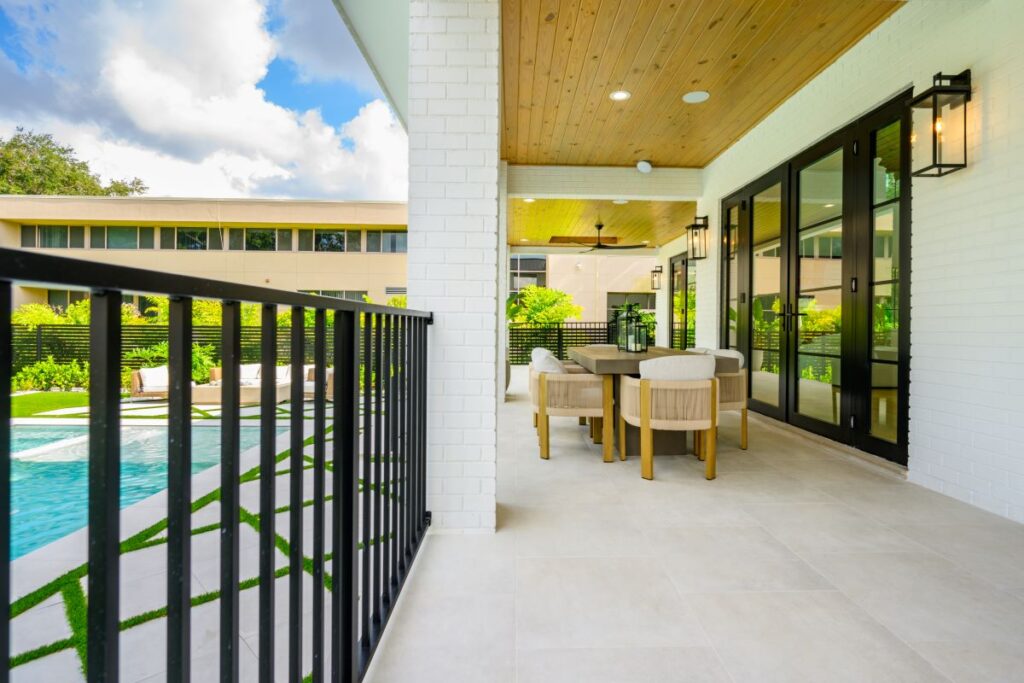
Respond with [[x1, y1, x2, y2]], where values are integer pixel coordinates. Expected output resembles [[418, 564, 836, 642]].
[[567, 346, 740, 457]]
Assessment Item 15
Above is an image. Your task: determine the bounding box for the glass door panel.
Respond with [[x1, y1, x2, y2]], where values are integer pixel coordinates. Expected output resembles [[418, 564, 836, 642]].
[[670, 257, 685, 349], [685, 261, 697, 348], [724, 205, 739, 349], [750, 183, 783, 407], [869, 120, 902, 442], [795, 149, 844, 425]]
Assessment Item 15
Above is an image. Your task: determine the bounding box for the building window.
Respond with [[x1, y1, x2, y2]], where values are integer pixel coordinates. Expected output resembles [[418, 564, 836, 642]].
[[20, 225, 35, 247], [46, 289, 88, 311], [277, 229, 293, 251], [177, 228, 208, 250], [385, 286, 407, 296], [314, 229, 346, 252], [366, 230, 407, 253], [301, 289, 368, 302], [107, 226, 139, 249], [606, 292, 656, 320], [297, 229, 314, 251], [245, 228, 276, 251], [509, 255, 547, 293], [209, 227, 224, 250], [21, 225, 82, 249], [346, 230, 362, 252]]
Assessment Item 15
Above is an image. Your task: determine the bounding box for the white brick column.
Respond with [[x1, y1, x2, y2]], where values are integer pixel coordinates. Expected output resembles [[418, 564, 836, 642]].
[[407, 0, 501, 530]]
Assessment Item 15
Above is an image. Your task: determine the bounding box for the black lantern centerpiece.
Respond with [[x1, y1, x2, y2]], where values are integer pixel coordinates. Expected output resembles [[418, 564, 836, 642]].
[[687, 215, 709, 260], [613, 302, 650, 353], [910, 70, 971, 177]]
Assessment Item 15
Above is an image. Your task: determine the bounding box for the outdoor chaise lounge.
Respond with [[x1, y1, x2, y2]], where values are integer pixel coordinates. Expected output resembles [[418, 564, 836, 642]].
[[129, 365, 170, 400], [192, 364, 290, 405]]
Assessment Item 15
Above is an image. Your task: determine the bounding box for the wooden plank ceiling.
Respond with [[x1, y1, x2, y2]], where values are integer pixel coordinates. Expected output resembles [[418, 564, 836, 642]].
[[501, 0, 904, 167], [510, 198, 696, 248]]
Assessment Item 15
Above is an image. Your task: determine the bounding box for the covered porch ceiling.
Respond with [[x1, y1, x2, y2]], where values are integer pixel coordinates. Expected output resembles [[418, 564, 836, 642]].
[[510, 198, 695, 249], [501, 0, 905, 168]]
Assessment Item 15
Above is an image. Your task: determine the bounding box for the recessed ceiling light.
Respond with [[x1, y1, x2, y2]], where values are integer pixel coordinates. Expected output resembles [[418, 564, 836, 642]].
[[636, 160, 653, 174], [609, 90, 631, 101], [520, 238, 528, 242], [642, 240, 650, 244], [523, 198, 535, 203], [612, 199, 629, 205], [682, 90, 710, 104]]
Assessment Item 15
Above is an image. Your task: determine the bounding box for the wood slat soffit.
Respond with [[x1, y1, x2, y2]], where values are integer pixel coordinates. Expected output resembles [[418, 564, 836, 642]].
[[501, 0, 904, 167]]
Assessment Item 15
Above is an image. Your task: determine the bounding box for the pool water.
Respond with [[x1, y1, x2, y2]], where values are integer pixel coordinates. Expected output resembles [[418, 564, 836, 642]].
[[11, 425, 282, 559]]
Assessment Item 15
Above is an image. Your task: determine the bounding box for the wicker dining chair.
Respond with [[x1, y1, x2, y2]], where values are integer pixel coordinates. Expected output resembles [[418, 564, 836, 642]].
[[619, 355, 718, 480], [529, 355, 615, 462], [711, 349, 748, 450]]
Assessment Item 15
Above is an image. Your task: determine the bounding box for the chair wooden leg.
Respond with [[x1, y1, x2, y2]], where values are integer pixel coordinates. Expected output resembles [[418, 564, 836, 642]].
[[740, 408, 748, 450], [593, 416, 603, 445], [533, 412, 538, 429], [602, 375, 614, 462], [588, 418, 594, 440], [539, 414, 550, 459], [704, 428, 717, 480], [640, 380, 653, 480], [579, 416, 587, 426], [696, 430, 705, 461], [618, 415, 627, 461]]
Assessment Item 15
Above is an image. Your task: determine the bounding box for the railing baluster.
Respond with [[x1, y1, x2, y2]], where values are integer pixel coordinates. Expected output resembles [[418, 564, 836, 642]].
[[220, 300, 242, 683], [398, 316, 407, 577], [372, 313, 383, 632], [390, 317, 400, 589], [312, 309, 327, 681], [0, 281, 11, 683], [381, 314, 391, 612], [167, 297, 193, 683], [88, 290, 122, 683], [360, 312, 372, 663], [289, 306, 304, 682], [332, 310, 360, 682], [258, 303, 277, 683]]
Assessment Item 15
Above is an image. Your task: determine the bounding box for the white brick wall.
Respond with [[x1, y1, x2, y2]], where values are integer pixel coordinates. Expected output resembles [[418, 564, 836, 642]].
[[655, 0, 1024, 522], [407, 0, 500, 530]]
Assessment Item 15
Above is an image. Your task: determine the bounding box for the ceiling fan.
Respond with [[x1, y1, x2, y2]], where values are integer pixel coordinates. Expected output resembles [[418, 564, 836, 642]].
[[573, 221, 649, 251]]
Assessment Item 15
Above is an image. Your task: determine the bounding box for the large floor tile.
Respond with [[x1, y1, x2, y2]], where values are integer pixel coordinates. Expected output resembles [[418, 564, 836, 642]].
[[688, 591, 950, 682], [803, 551, 1024, 644], [512, 502, 652, 558], [516, 557, 707, 651], [516, 646, 732, 683], [744, 502, 922, 554], [911, 640, 1024, 683], [363, 591, 514, 683]]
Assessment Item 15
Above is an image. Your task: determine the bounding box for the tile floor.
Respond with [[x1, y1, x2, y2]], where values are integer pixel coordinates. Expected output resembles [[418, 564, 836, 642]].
[[364, 367, 1024, 683]]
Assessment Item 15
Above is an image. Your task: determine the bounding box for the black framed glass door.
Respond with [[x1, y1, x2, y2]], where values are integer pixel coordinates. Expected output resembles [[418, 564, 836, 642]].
[[721, 91, 911, 464], [669, 252, 696, 349]]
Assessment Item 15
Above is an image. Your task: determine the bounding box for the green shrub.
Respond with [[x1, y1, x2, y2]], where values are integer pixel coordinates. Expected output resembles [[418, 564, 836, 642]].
[[12, 357, 89, 391], [123, 341, 217, 385]]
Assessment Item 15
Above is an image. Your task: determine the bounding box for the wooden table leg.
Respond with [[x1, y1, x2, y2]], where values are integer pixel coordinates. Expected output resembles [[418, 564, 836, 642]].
[[602, 374, 614, 462]]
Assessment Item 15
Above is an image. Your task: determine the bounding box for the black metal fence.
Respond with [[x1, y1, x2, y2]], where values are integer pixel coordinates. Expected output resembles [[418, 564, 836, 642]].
[[0, 248, 431, 682], [507, 322, 614, 364]]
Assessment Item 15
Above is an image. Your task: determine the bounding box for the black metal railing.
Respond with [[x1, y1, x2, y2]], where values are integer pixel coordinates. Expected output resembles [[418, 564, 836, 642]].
[[0, 247, 431, 682], [508, 322, 614, 363]]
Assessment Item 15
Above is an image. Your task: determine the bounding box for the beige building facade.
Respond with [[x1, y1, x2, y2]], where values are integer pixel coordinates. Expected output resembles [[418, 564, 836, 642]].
[[0, 195, 409, 308]]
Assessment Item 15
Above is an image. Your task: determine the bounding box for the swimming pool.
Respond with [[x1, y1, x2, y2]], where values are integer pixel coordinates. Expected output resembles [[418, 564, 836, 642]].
[[11, 424, 284, 559]]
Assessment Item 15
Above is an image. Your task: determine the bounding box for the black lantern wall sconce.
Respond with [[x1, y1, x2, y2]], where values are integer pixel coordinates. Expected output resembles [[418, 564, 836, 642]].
[[687, 216, 709, 260], [650, 265, 663, 290], [910, 70, 971, 177]]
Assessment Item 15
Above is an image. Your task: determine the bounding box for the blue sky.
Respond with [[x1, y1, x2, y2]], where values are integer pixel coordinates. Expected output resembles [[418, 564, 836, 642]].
[[0, 0, 406, 199]]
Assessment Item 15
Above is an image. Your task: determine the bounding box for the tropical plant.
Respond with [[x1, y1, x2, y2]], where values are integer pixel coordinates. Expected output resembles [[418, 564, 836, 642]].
[[122, 341, 217, 385], [506, 286, 582, 325]]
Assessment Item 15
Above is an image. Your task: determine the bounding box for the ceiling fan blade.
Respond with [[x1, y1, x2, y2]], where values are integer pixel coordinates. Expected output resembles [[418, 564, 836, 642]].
[[595, 243, 649, 250]]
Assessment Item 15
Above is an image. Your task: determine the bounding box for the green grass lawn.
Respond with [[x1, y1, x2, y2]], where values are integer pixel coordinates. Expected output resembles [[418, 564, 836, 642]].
[[11, 391, 90, 418]]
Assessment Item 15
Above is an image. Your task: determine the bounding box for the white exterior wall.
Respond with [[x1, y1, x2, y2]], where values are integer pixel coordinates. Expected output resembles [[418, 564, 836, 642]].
[[655, 0, 1024, 521], [407, 0, 501, 530]]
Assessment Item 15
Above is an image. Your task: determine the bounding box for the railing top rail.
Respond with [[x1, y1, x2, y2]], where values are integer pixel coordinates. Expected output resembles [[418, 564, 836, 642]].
[[0, 247, 431, 319]]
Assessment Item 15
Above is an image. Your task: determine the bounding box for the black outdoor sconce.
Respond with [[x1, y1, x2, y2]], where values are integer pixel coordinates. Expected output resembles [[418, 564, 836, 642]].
[[650, 265, 663, 290], [910, 70, 971, 177], [687, 215, 709, 260]]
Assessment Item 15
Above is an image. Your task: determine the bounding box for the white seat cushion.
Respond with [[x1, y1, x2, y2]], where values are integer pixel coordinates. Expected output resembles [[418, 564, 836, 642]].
[[530, 347, 555, 365], [689, 347, 711, 354], [275, 365, 291, 382], [239, 363, 261, 381], [640, 355, 716, 381], [138, 365, 168, 390], [711, 348, 745, 369], [534, 354, 566, 374]]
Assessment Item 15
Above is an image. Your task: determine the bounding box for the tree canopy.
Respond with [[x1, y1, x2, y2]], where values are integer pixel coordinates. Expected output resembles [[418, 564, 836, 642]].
[[507, 285, 582, 324], [0, 129, 147, 196]]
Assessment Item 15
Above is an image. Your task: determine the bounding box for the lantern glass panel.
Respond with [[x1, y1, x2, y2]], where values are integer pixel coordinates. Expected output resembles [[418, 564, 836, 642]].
[[911, 87, 968, 176]]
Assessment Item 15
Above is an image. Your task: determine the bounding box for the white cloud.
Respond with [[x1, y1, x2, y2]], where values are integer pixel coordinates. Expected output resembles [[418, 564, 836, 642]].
[[0, 0, 407, 200], [272, 0, 381, 93]]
